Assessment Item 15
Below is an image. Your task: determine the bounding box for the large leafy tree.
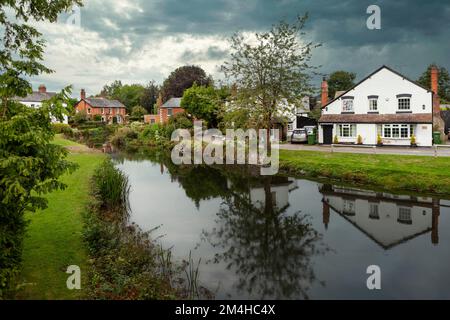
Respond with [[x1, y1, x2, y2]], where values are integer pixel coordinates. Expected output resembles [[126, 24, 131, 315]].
[[327, 70, 356, 100], [417, 64, 450, 103], [160, 65, 213, 103], [99, 81, 145, 113], [140, 80, 160, 114], [0, 0, 81, 297], [221, 14, 319, 136], [181, 84, 229, 128]]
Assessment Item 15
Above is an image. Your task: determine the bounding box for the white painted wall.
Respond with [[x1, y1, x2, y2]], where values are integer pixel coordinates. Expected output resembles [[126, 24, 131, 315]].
[[20, 101, 69, 124], [320, 67, 433, 146]]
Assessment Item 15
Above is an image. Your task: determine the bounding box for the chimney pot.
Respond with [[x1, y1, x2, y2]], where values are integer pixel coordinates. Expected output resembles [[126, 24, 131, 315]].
[[38, 84, 46, 93], [81, 89, 86, 100]]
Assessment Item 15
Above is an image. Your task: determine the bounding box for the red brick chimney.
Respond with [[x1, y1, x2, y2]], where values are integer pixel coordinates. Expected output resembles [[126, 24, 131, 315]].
[[38, 84, 47, 93], [81, 89, 86, 100], [321, 77, 328, 107], [431, 66, 440, 115]]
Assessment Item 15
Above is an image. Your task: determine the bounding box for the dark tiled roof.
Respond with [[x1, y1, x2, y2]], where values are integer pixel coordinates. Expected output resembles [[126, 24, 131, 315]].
[[84, 98, 125, 108], [319, 113, 432, 124], [15, 92, 56, 102], [161, 97, 182, 108]]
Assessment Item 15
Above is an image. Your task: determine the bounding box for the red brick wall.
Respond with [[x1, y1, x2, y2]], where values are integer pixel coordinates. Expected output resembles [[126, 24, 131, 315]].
[[160, 107, 184, 123], [75, 100, 126, 122]]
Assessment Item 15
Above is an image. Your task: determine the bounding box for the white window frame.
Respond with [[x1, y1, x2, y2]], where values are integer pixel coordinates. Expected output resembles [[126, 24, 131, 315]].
[[382, 124, 415, 139], [398, 98, 411, 110], [342, 99, 354, 112], [167, 108, 173, 117], [369, 98, 378, 111], [287, 122, 294, 131], [338, 124, 356, 138]]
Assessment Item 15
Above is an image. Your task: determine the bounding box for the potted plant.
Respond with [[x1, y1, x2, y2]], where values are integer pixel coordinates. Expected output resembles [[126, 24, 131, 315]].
[[410, 134, 417, 147], [376, 134, 383, 147], [357, 135, 363, 145], [333, 135, 339, 144]]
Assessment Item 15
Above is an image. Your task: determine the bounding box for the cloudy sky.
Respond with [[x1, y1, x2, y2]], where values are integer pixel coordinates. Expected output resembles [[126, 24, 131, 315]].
[[31, 0, 450, 98]]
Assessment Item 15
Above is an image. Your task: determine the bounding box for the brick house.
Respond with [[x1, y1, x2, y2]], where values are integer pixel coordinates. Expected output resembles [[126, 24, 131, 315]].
[[74, 89, 127, 124], [144, 97, 184, 124]]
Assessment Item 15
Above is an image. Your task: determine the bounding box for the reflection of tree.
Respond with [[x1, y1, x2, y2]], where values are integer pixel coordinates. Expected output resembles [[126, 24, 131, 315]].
[[203, 177, 327, 299]]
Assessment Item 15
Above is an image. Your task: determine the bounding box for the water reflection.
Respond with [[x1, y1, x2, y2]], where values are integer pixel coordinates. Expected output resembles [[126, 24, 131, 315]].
[[113, 151, 450, 299], [203, 176, 327, 299], [321, 185, 440, 249]]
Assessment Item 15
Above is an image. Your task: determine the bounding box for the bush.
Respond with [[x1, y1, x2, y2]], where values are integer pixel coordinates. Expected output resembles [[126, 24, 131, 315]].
[[110, 127, 139, 147], [168, 112, 193, 130], [93, 115, 102, 122], [52, 123, 71, 134]]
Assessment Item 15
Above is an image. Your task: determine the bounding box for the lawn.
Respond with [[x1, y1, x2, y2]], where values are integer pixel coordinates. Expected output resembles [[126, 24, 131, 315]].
[[279, 149, 450, 196], [18, 136, 105, 299]]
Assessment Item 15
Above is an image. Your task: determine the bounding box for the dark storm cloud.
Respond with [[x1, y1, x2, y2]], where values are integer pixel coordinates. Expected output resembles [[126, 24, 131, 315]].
[[73, 0, 450, 85]]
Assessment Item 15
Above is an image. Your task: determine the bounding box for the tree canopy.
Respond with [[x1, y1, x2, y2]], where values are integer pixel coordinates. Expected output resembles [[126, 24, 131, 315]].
[[99, 81, 145, 113], [161, 65, 213, 103], [327, 70, 356, 99], [417, 64, 450, 103], [140, 80, 160, 114], [221, 14, 319, 132]]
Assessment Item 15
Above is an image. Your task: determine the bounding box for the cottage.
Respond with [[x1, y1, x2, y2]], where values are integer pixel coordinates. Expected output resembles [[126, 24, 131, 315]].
[[144, 97, 184, 124], [74, 89, 126, 124], [14, 84, 68, 124], [318, 65, 443, 147]]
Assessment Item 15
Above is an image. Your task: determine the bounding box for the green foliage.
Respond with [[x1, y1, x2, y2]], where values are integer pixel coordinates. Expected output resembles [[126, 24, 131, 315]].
[[221, 14, 319, 131], [110, 126, 139, 148], [93, 114, 102, 122], [141, 81, 160, 114], [161, 65, 213, 103], [83, 160, 183, 299], [219, 107, 252, 130], [51, 123, 71, 134], [327, 70, 356, 99], [168, 112, 194, 130], [72, 110, 88, 124], [99, 81, 146, 114], [417, 64, 450, 103], [181, 84, 228, 128], [357, 135, 363, 145], [131, 105, 147, 119]]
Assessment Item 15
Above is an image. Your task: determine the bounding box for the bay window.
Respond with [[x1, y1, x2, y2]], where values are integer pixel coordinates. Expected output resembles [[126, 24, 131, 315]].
[[338, 124, 356, 137], [382, 124, 415, 139]]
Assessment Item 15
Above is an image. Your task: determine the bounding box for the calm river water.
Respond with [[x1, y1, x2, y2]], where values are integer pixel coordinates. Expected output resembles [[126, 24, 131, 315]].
[[112, 151, 450, 300]]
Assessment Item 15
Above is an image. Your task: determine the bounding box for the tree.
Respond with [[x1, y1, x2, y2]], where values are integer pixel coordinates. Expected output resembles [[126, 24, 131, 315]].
[[0, 0, 80, 297], [131, 105, 147, 119], [140, 80, 160, 114], [181, 84, 229, 128], [99, 82, 145, 114], [161, 65, 213, 103], [221, 14, 319, 142], [327, 70, 356, 100], [417, 64, 450, 103]]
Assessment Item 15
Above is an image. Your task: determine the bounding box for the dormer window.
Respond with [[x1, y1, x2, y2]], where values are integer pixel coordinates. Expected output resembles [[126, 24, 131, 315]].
[[397, 94, 411, 111], [342, 96, 354, 112], [368, 95, 378, 111]]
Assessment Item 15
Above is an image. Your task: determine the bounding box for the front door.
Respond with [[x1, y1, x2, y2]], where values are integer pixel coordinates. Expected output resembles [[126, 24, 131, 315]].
[[322, 125, 333, 144]]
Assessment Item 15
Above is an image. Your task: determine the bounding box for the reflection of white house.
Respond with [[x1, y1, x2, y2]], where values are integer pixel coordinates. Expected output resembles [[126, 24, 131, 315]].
[[228, 177, 298, 210], [321, 185, 440, 249], [14, 84, 68, 124]]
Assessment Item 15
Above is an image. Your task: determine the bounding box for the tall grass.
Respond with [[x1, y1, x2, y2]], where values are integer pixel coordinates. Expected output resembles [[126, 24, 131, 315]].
[[92, 159, 130, 215]]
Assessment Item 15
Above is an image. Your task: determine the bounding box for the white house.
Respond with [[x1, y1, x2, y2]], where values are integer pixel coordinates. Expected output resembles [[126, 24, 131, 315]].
[[318, 66, 443, 147], [15, 84, 68, 124]]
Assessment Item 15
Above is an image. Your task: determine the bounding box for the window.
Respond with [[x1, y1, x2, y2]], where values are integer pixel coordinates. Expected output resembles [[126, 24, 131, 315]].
[[87, 108, 91, 114], [342, 99, 354, 112], [398, 207, 412, 224], [109, 108, 112, 114], [150, 119, 155, 124], [382, 124, 415, 139], [369, 203, 379, 220], [338, 124, 356, 137], [398, 98, 411, 110], [369, 99, 378, 111], [101, 108, 104, 114], [167, 108, 173, 116], [343, 200, 355, 216]]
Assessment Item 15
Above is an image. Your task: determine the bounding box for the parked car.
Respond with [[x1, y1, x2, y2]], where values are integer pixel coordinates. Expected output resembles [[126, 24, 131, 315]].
[[291, 129, 307, 144]]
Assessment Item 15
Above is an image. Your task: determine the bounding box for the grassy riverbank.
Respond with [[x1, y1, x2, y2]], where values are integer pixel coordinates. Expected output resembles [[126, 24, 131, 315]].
[[19, 136, 105, 299], [279, 149, 450, 195]]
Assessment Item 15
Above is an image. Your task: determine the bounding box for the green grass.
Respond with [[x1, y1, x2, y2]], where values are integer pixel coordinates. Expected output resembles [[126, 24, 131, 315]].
[[18, 137, 105, 300], [279, 149, 450, 196]]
